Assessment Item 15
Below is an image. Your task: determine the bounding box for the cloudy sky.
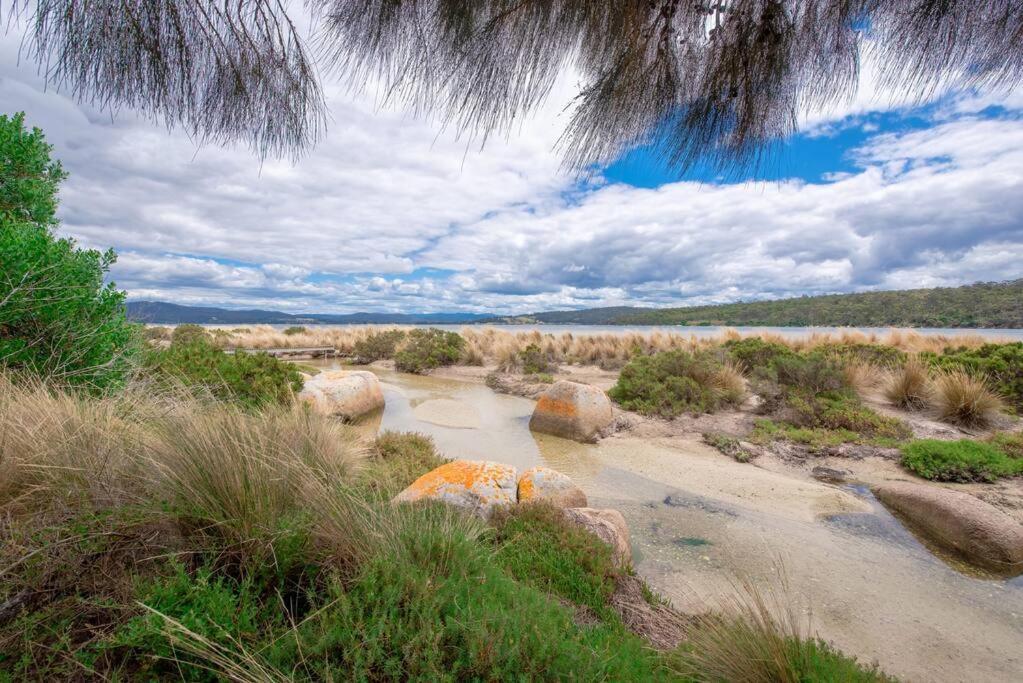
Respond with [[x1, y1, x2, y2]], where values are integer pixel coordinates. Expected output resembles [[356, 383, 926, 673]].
[[3, 27, 1022, 314]]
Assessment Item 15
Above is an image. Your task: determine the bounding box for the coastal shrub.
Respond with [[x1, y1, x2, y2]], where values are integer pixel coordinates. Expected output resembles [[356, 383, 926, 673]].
[[884, 356, 932, 409], [725, 337, 795, 370], [358, 431, 448, 497], [394, 328, 464, 373], [352, 328, 406, 363], [520, 342, 556, 374], [987, 432, 1023, 459], [752, 419, 861, 451], [0, 112, 138, 392], [925, 342, 1023, 413], [142, 325, 172, 342], [609, 350, 746, 417], [813, 342, 907, 367], [142, 339, 302, 408], [931, 368, 1003, 427], [900, 439, 1023, 483], [171, 323, 209, 346], [491, 502, 619, 615], [785, 389, 910, 442], [282, 325, 307, 335]]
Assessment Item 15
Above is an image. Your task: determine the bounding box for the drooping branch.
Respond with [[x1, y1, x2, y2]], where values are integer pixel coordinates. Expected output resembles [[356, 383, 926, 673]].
[[6, 0, 326, 159]]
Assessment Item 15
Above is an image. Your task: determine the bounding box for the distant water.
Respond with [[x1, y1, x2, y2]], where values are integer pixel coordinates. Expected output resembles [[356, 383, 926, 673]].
[[247, 322, 1023, 341]]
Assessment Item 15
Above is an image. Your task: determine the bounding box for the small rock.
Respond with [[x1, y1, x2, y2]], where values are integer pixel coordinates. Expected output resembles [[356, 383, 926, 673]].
[[517, 466, 588, 508], [393, 460, 517, 516], [529, 380, 613, 443], [874, 480, 1023, 574], [299, 370, 384, 420], [811, 466, 849, 482], [563, 507, 632, 567]]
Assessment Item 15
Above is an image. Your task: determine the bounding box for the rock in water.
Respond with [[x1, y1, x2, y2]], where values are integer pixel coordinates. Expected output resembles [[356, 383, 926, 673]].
[[393, 460, 518, 516], [529, 380, 613, 443], [517, 466, 588, 508], [874, 480, 1023, 574], [299, 370, 384, 420], [563, 507, 632, 567]]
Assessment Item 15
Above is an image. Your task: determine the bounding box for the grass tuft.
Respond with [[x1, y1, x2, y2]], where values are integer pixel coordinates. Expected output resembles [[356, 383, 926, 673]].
[[931, 369, 1003, 428]]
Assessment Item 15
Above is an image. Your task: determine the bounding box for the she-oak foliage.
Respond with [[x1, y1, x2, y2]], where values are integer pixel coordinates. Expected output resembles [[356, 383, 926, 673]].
[[0, 112, 136, 391], [3, 2, 1022, 171]]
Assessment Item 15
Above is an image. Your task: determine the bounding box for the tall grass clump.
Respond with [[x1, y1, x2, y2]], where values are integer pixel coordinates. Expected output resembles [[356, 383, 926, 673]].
[[931, 369, 1003, 428], [610, 350, 746, 418], [884, 357, 932, 410]]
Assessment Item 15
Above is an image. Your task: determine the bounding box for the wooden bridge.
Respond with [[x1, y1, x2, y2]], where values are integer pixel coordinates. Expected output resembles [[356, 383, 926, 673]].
[[226, 346, 337, 359]]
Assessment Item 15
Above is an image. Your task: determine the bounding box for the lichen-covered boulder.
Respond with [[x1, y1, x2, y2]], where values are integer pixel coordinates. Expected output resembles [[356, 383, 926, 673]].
[[393, 460, 518, 516], [563, 507, 632, 567], [874, 480, 1023, 574], [299, 370, 384, 420], [517, 466, 587, 508], [529, 380, 613, 443]]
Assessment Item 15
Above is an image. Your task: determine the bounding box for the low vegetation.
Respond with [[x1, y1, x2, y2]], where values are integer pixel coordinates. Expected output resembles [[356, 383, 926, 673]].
[[141, 337, 302, 408], [884, 356, 932, 410], [703, 432, 756, 463], [931, 369, 1003, 428], [900, 439, 1023, 483], [394, 328, 465, 374], [924, 343, 1023, 414], [352, 328, 407, 363], [0, 373, 888, 680], [282, 325, 307, 335], [609, 350, 746, 418]]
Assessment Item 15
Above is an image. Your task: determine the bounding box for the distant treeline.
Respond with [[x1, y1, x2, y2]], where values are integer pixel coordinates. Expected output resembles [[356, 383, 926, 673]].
[[489, 280, 1023, 328]]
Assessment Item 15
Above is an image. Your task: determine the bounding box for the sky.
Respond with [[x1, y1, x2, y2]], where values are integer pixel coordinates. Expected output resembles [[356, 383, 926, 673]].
[[2, 26, 1022, 315]]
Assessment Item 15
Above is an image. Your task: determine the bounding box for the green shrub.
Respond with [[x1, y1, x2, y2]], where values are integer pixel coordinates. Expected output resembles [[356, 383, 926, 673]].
[[142, 325, 172, 342], [394, 328, 464, 373], [282, 325, 307, 336], [610, 350, 744, 417], [142, 339, 302, 408], [359, 431, 448, 497], [725, 337, 795, 369], [924, 343, 1023, 413], [0, 112, 138, 392], [520, 342, 555, 374], [812, 342, 907, 367], [987, 432, 1023, 459], [491, 502, 619, 615], [352, 328, 407, 363], [900, 439, 1023, 482], [171, 323, 209, 346], [785, 389, 910, 441]]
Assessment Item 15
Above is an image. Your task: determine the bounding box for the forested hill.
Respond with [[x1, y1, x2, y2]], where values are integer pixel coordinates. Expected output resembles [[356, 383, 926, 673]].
[[487, 280, 1023, 328]]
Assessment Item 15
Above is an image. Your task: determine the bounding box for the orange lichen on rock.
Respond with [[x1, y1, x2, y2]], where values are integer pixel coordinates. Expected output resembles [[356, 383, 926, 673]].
[[529, 380, 613, 443], [393, 459, 518, 515], [517, 466, 587, 508]]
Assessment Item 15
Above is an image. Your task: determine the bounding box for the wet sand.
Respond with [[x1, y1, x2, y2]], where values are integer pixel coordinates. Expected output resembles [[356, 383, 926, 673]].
[[305, 360, 1023, 682]]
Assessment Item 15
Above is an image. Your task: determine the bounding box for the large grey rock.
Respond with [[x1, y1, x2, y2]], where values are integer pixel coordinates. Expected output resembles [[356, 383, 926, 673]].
[[517, 466, 587, 508], [563, 507, 632, 567], [874, 480, 1023, 573], [393, 460, 517, 516], [299, 370, 384, 420], [529, 380, 613, 443]]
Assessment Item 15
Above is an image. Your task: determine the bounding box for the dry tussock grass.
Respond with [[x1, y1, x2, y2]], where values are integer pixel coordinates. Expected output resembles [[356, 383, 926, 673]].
[[882, 357, 933, 409], [931, 369, 1004, 428], [206, 324, 1010, 369]]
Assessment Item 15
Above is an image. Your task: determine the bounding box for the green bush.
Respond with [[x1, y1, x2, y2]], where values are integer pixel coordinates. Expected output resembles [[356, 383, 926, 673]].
[[900, 439, 1023, 482], [0, 112, 138, 392], [812, 342, 906, 367], [520, 342, 555, 374], [142, 326, 172, 342], [725, 337, 795, 370], [352, 328, 407, 363], [987, 432, 1023, 459], [924, 343, 1023, 413], [394, 328, 464, 373], [171, 323, 209, 346], [785, 389, 910, 441], [142, 339, 302, 408], [358, 431, 448, 497], [282, 325, 307, 336], [610, 350, 744, 417]]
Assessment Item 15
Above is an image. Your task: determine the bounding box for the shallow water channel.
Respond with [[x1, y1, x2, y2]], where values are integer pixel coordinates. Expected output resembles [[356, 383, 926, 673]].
[[311, 362, 1023, 682]]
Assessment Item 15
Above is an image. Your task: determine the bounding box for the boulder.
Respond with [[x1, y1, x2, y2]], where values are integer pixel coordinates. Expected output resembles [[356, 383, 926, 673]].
[[874, 480, 1023, 573], [517, 466, 588, 508], [299, 370, 384, 420], [529, 380, 613, 443], [393, 460, 518, 516], [563, 507, 632, 567]]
